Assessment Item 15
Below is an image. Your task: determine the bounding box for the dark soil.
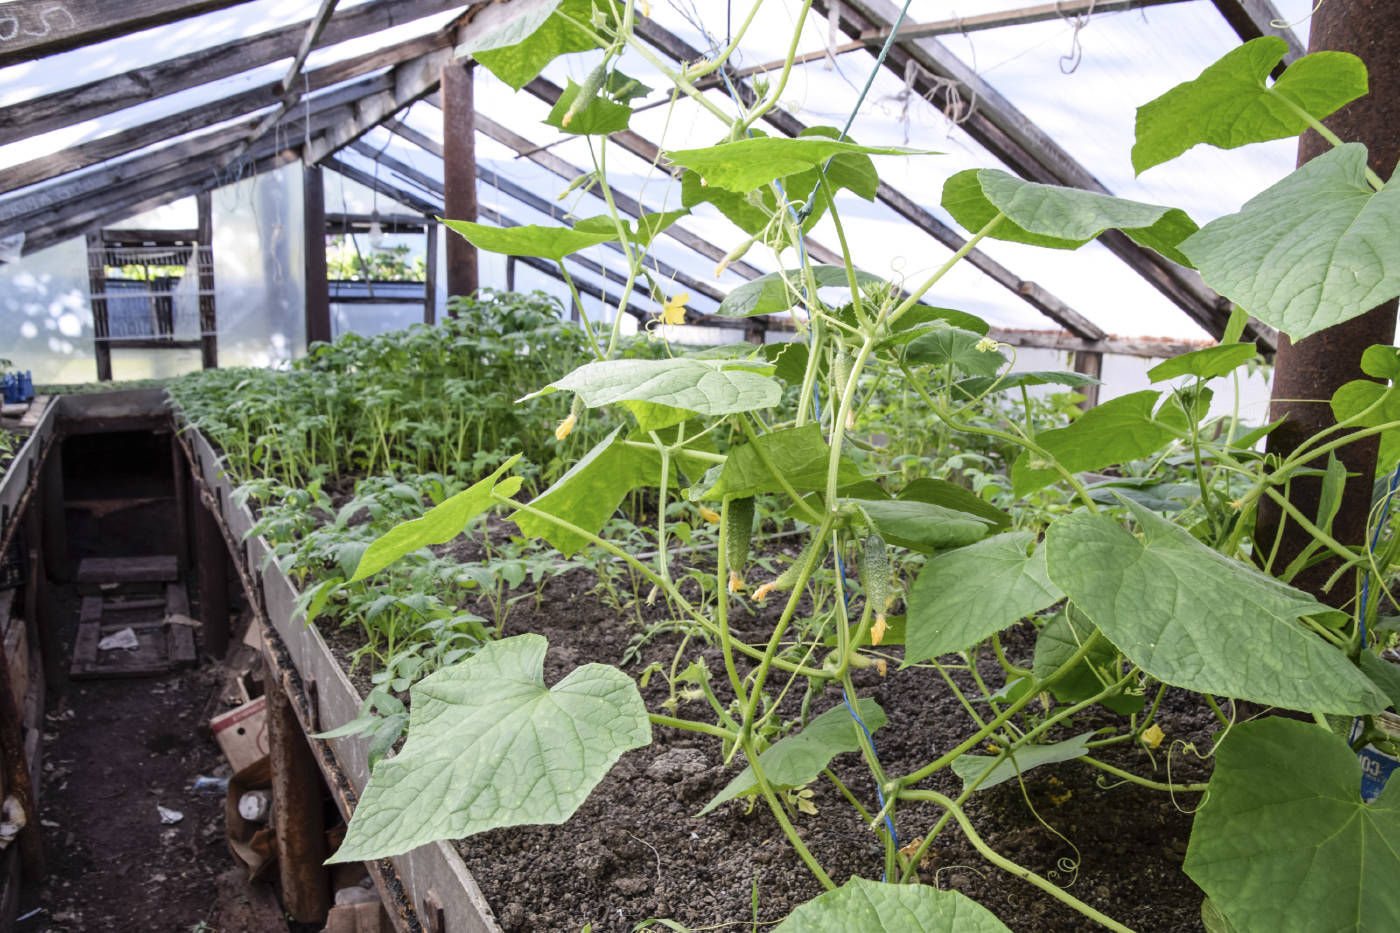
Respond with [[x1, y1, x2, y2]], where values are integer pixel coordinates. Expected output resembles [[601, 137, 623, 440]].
[[315, 531, 1217, 933], [21, 590, 234, 933], [18, 432, 300, 933]]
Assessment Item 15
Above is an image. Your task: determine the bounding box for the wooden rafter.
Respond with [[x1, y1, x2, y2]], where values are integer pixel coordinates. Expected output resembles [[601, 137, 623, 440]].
[[24, 148, 300, 257], [515, 77, 839, 270], [225, 0, 344, 167], [633, 18, 1105, 341], [345, 134, 728, 307], [711, 0, 1187, 85], [0, 0, 472, 147], [449, 109, 765, 281], [0, 30, 452, 198], [2, 80, 381, 242], [302, 46, 456, 164], [809, 0, 1274, 349], [1209, 0, 1305, 66], [0, 0, 258, 69]]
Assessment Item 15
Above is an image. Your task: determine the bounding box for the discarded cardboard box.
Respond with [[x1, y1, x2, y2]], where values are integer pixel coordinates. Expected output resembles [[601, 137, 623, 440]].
[[210, 696, 268, 773], [225, 756, 276, 881], [322, 900, 391, 933]]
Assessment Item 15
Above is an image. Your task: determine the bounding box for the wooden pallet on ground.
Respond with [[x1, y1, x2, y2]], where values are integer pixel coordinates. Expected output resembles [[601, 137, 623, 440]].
[[71, 578, 196, 680]]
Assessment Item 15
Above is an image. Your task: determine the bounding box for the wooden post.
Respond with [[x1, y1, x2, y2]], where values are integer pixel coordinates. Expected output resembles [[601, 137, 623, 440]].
[[1072, 349, 1102, 409], [196, 192, 218, 369], [303, 165, 332, 347], [744, 318, 766, 346], [266, 675, 330, 923], [170, 435, 190, 579], [85, 232, 112, 382], [40, 442, 66, 584], [424, 221, 438, 324], [194, 497, 229, 659], [505, 256, 516, 293], [441, 62, 478, 305], [1256, 0, 1400, 601]]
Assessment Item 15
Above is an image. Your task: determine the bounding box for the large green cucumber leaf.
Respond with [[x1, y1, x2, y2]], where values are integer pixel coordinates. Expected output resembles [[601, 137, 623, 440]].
[[1133, 37, 1368, 174], [512, 428, 663, 556], [952, 369, 1099, 400], [331, 634, 650, 862], [350, 456, 522, 582], [905, 532, 1061, 663], [847, 498, 995, 554], [699, 699, 884, 815], [942, 169, 1198, 267], [690, 424, 866, 501], [1180, 144, 1400, 341], [1330, 345, 1400, 472], [679, 127, 885, 235], [439, 218, 614, 260], [717, 266, 885, 317], [904, 326, 1007, 377], [1360, 653, 1400, 712], [898, 478, 1011, 531], [1185, 716, 1400, 933], [574, 209, 689, 251], [542, 76, 633, 135], [1148, 344, 1258, 383], [538, 358, 781, 416], [1045, 497, 1387, 715], [465, 0, 608, 90], [1010, 390, 1178, 496], [951, 731, 1095, 792], [881, 304, 991, 344], [773, 878, 1013, 933], [666, 136, 927, 194], [1033, 606, 1145, 715]]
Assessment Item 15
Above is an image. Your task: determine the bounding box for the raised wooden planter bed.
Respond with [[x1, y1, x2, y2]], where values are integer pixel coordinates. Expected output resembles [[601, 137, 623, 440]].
[[178, 421, 502, 933]]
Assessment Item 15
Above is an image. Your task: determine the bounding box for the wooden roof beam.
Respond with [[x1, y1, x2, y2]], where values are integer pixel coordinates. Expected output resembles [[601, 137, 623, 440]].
[[303, 46, 456, 165], [454, 109, 766, 281], [0, 0, 259, 69], [21, 148, 299, 257], [710, 0, 1186, 85], [988, 328, 1203, 360], [0, 80, 380, 239], [809, 0, 1273, 349], [632, 17, 1105, 341], [516, 76, 852, 268], [345, 135, 728, 307], [1210, 0, 1305, 66], [322, 155, 442, 217], [0, 0, 473, 147], [0, 29, 451, 198], [225, 0, 344, 167]]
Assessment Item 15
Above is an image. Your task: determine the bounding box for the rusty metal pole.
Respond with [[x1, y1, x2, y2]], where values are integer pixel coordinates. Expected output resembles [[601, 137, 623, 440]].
[[442, 62, 478, 310], [1256, 1, 1400, 602]]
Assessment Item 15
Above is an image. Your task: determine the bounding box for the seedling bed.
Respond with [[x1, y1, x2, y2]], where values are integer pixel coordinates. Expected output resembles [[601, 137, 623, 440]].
[[184, 419, 1217, 933]]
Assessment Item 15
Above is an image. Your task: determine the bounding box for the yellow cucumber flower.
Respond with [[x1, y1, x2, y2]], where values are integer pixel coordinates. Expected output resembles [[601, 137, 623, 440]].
[[659, 292, 689, 326]]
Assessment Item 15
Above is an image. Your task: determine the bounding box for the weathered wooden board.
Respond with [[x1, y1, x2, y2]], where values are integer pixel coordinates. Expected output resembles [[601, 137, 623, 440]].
[[77, 555, 178, 585], [70, 581, 197, 679]]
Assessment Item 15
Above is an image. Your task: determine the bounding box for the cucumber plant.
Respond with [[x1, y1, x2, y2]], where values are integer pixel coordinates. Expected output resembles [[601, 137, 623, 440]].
[[316, 8, 1400, 932]]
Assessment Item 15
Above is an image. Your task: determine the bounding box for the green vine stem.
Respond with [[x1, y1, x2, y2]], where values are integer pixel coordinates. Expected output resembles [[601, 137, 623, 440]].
[[898, 789, 1139, 933], [1081, 756, 1209, 794]]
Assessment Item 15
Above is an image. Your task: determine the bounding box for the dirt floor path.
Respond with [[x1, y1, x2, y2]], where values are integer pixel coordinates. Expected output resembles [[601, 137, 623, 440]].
[[14, 451, 294, 933], [17, 581, 289, 933]]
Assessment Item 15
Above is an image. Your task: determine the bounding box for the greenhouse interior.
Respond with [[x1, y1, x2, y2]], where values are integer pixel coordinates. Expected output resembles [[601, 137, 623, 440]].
[[1, 0, 1398, 930]]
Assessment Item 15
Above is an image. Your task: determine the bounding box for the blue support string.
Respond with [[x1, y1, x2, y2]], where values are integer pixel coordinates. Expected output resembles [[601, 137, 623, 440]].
[[1359, 462, 1400, 647], [698, 0, 907, 870]]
